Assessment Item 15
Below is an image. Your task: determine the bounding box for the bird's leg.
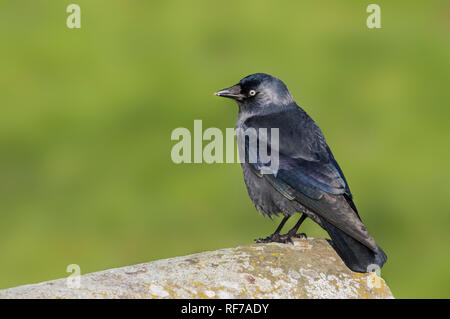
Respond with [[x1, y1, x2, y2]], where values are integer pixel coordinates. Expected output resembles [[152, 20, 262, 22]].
[[285, 213, 308, 239], [255, 216, 292, 244]]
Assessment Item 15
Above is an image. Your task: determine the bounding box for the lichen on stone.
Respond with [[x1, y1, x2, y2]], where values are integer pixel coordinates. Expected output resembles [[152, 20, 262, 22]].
[[0, 238, 393, 299]]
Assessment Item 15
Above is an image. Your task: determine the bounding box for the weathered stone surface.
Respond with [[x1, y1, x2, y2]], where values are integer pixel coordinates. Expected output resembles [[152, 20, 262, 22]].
[[0, 238, 393, 299]]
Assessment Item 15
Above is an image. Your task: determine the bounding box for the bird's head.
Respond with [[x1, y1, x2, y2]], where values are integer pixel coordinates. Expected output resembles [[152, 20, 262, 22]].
[[215, 73, 294, 109]]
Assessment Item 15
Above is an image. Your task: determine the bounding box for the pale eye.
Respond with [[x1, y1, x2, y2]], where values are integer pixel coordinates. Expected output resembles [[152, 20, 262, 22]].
[[249, 90, 256, 96]]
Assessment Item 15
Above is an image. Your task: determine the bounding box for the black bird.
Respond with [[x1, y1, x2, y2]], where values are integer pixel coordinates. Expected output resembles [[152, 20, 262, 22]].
[[215, 73, 387, 273]]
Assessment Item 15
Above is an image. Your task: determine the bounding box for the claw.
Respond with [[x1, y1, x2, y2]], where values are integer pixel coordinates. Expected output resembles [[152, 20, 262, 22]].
[[255, 233, 280, 243], [282, 235, 294, 244], [255, 233, 294, 244]]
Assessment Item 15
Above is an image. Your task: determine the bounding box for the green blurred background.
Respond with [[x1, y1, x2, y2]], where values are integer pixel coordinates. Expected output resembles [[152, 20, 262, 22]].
[[0, 0, 449, 298]]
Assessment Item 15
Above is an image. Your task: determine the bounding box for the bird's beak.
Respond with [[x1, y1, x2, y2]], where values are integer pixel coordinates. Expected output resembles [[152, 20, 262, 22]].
[[214, 84, 244, 100]]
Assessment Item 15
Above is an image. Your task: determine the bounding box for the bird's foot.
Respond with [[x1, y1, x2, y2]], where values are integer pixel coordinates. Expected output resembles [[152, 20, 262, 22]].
[[255, 233, 293, 244]]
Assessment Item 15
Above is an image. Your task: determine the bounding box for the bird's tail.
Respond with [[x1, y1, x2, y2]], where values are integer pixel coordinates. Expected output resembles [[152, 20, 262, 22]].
[[320, 217, 387, 273]]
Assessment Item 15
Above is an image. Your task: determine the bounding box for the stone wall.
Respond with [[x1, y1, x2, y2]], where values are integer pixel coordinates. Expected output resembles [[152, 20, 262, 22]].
[[0, 238, 393, 299]]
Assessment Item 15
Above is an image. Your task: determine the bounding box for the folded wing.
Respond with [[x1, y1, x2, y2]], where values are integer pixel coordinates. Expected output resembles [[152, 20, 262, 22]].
[[242, 106, 377, 252]]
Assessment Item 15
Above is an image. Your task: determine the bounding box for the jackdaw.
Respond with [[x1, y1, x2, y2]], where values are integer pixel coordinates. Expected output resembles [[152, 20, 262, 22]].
[[215, 73, 387, 273]]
